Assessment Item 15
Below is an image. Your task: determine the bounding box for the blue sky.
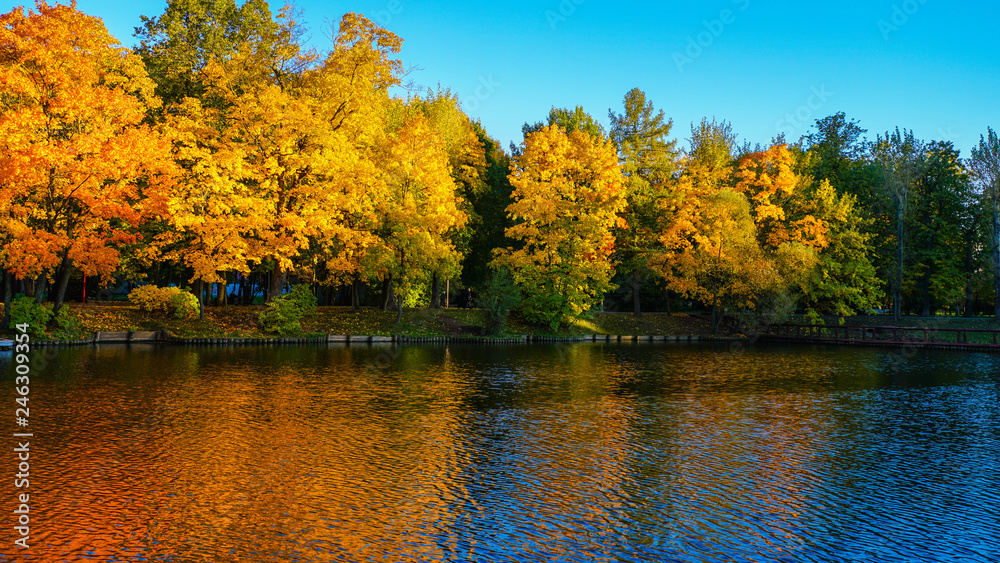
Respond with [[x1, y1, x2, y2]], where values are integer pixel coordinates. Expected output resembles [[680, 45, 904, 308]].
[[31, 0, 1000, 153]]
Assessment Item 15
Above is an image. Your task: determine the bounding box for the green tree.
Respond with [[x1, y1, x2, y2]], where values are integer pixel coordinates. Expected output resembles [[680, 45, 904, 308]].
[[797, 180, 881, 319], [969, 127, 1000, 319], [134, 0, 280, 112], [871, 128, 926, 322], [906, 142, 971, 316], [608, 88, 679, 315], [464, 121, 514, 289]]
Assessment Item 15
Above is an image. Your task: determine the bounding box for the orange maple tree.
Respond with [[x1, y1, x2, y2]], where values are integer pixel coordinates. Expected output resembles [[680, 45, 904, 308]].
[[0, 1, 173, 312]]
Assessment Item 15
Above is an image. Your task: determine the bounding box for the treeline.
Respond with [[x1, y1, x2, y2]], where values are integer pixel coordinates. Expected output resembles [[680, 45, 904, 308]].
[[1, 1, 998, 333]]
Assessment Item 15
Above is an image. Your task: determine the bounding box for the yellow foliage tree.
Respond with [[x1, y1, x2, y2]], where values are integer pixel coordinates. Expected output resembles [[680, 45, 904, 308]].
[[655, 137, 821, 332], [494, 125, 626, 329], [410, 89, 486, 306], [370, 110, 467, 322], [158, 10, 402, 305], [735, 144, 829, 251], [0, 1, 173, 313]]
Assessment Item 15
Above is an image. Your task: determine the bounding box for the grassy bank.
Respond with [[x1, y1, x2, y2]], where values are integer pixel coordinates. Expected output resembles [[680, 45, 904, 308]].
[[4, 303, 710, 340], [5, 303, 999, 341]]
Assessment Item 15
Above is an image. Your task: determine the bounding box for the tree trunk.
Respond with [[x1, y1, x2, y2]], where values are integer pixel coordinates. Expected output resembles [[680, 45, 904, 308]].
[[196, 279, 205, 320], [396, 290, 403, 323], [710, 293, 720, 335], [382, 275, 394, 311], [994, 211, 1000, 320], [965, 232, 975, 317], [268, 265, 287, 302], [352, 278, 361, 309], [51, 255, 73, 316], [632, 270, 642, 316], [894, 206, 904, 323], [33, 272, 47, 304], [3, 271, 12, 330], [665, 288, 671, 315], [430, 273, 441, 308]]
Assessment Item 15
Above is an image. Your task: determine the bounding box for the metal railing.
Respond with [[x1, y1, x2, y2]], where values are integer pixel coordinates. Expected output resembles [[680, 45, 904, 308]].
[[764, 324, 1000, 350]]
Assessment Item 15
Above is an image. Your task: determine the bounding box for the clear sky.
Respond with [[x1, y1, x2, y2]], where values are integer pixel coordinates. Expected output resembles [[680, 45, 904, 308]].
[[20, 0, 1000, 154]]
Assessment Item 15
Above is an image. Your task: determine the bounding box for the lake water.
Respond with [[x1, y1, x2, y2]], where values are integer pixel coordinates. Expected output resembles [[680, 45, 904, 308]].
[[2, 341, 999, 562]]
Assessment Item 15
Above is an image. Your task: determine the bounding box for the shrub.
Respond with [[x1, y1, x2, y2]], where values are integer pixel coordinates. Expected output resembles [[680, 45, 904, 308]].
[[258, 285, 317, 335], [129, 285, 200, 319], [8, 297, 52, 337], [51, 306, 84, 340], [478, 268, 521, 335]]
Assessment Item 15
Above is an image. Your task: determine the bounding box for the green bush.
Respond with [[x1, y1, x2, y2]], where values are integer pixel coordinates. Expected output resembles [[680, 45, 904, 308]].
[[51, 306, 84, 340], [478, 268, 521, 335], [8, 297, 52, 337], [129, 285, 200, 319], [258, 285, 317, 335]]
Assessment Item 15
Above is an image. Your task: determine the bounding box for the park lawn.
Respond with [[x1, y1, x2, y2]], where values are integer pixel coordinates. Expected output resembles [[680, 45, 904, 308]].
[[43, 304, 708, 340]]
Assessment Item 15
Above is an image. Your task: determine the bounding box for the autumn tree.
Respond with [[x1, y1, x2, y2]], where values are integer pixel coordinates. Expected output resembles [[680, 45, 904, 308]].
[[969, 127, 1000, 319], [155, 9, 402, 305], [494, 125, 626, 329], [0, 1, 173, 315], [409, 89, 485, 307], [515, 105, 606, 155], [370, 109, 467, 322], [608, 88, 679, 315], [134, 0, 278, 112], [157, 96, 264, 318], [735, 144, 829, 251], [656, 132, 824, 331], [654, 119, 736, 309]]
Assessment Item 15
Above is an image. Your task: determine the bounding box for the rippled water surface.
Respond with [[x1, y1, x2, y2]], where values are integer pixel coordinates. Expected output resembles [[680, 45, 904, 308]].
[[2, 342, 999, 562]]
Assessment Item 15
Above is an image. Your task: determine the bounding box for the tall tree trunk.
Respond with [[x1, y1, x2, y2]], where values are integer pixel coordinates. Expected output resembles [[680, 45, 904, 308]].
[[33, 272, 47, 304], [965, 232, 975, 317], [268, 265, 287, 303], [920, 268, 931, 318], [710, 293, 720, 335], [396, 290, 403, 323], [894, 206, 904, 323], [632, 269, 642, 316], [3, 271, 12, 330], [665, 288, 671, 316], [430, 273, 441, 308], [51, 255, 73, 316], [382, 275, 394, 311], [352, 278, 361, 309], [994, 211, 1000, 320], [196, 279, 205, 320]]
